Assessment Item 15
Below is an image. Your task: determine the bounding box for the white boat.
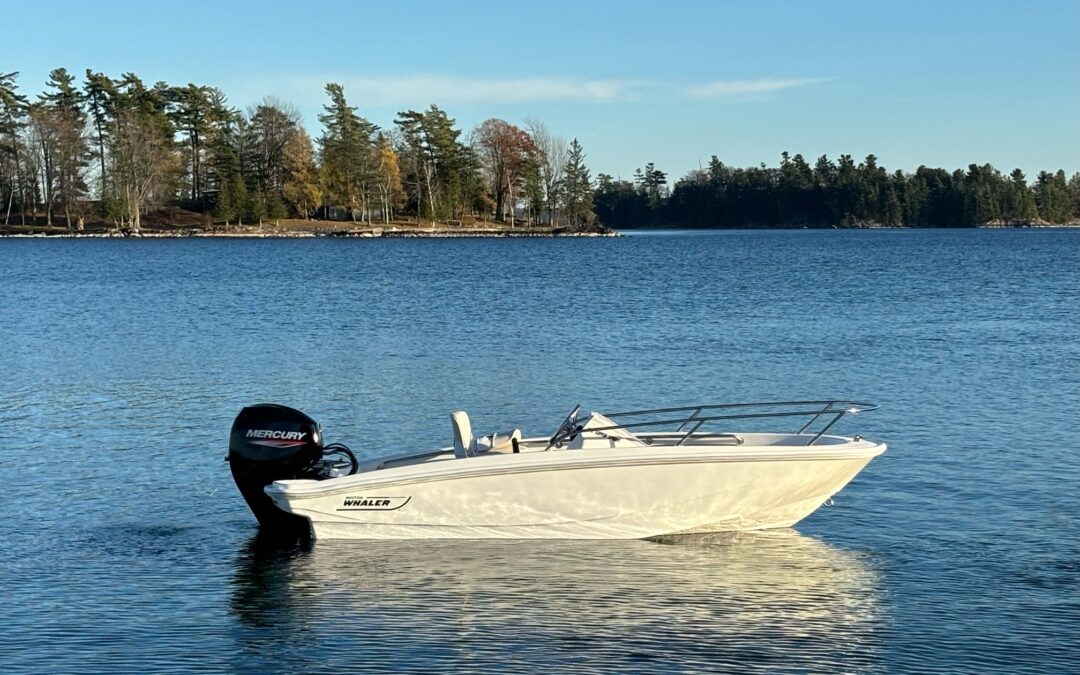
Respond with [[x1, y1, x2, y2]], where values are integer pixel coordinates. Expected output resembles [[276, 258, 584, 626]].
[[227, 400, 886, 540]]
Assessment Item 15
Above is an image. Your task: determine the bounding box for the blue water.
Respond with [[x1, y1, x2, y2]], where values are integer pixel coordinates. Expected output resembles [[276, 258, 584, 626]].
[[0, 229, 1077, 673]]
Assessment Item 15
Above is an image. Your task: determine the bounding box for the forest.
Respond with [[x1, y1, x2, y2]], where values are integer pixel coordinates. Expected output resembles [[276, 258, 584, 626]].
[[596, 154, 1080, 229], [2, 68, 1078, 234], [0, 69, 594, 232]]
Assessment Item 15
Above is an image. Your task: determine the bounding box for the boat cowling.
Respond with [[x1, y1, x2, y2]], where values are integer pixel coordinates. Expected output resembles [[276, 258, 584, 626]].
[[229, 404, 324, 537]]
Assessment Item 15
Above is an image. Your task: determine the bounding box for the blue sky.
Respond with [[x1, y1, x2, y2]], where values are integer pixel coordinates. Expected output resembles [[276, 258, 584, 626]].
[[9, 0, 1079, 180]]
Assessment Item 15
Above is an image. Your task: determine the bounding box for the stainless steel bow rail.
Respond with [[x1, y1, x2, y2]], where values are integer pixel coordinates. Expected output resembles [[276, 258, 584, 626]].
[[593, 400, 879, 446]]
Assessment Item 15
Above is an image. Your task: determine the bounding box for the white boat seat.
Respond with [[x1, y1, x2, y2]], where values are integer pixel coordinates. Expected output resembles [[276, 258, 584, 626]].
[[476, 428, 522, 454], [450, 410, 475, 458], [568, 412, 646, 449]]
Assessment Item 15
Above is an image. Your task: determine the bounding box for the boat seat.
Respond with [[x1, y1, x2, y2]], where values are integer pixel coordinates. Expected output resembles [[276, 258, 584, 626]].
[[450, 410, 475, 458], [476, 429, 522, 454]]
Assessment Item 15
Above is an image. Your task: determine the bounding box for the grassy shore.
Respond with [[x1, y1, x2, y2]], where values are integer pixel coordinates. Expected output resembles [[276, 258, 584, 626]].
[[0, 212, 617, 239], [0, 208, 617, 238]]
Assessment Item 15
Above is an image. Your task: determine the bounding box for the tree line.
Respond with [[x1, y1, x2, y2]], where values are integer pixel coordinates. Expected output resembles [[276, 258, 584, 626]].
[[596, 153, 1080, 228], [4, 68, 1078, 233], [0, 69, 595, 232]]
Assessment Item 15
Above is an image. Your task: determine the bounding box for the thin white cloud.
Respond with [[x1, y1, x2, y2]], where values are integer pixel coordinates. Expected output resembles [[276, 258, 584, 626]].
[[286, 75, 639, 106], [227, 74, 830, 108], [686, 77, 832, 99]]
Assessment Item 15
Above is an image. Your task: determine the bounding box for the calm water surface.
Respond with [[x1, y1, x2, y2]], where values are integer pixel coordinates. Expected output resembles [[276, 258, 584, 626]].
[[1, 229, 1077, 673]]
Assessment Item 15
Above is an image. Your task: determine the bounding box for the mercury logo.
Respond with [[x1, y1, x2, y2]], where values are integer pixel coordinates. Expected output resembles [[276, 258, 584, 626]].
[[247, 429, 307, 441], [245, 429, 309, 448]]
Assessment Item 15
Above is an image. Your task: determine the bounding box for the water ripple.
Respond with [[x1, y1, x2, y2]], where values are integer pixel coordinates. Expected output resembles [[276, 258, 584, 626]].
[[1, 230, 1078, 673]]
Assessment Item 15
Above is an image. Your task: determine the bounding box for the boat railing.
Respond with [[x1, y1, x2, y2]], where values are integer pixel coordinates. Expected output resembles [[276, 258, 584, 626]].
[[591, 400, 878, 446]]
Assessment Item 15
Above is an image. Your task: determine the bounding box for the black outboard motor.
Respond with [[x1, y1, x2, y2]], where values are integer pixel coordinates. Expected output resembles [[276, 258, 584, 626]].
[[229, 404, 326, 537]]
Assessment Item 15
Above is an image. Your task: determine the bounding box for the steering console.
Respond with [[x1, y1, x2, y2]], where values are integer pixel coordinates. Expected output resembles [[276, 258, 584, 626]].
[[545, 404, 582, 450]]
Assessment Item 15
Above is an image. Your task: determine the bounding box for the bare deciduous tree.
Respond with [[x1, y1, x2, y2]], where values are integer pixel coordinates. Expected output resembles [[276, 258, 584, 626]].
[[110, 112, 180, 232], [525, 117, 566, 226]]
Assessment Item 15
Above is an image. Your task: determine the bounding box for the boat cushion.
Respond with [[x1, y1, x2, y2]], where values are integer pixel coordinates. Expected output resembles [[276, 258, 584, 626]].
[[476, 428, 522, 454]]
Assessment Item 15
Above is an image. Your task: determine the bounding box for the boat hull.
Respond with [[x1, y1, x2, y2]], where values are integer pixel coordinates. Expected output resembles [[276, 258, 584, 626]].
[[266, 441, 885, 539]]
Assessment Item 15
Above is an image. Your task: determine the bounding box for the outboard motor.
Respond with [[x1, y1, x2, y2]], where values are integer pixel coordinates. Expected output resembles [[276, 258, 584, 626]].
[[229, 404, 355, 537]]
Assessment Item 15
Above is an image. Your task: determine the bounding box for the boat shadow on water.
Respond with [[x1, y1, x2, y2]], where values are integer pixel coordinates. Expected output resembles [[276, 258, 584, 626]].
[[228, 529, 888, 672]]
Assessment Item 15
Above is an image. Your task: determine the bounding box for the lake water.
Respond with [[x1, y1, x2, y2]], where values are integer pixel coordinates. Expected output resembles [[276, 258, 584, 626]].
[[1, 229, 1076, 673]]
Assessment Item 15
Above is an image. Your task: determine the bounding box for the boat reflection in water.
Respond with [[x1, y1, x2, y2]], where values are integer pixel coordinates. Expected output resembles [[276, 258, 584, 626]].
[[230, 530, 885, 672]]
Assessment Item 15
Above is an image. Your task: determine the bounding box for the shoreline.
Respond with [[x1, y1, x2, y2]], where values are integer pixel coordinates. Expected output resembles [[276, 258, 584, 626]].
[[0, 224, 620, 239], [0, 230, 620, 239], [4, 223, 1079, 239]]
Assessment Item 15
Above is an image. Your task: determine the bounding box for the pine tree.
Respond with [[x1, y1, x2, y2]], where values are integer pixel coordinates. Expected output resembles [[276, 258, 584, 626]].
[[394, 105, 479, 222], [561, 138, 593, 228], [1067, 172, 1080, 220], [166, 84, 227, 203], [266, 192, 287, 221], [244, 184, 266, 225], [318, 83, 377, 223], [1034, 171, 1069, 223], [40, 68, 89, 229], [233, 175, 248, 225], [107, 73, 180, 231], [1007, 169, 1037, 223], [207, 108, 242, 206], [215, 172, 245, 226], [522, 156, 543, 225], [884, 186, 902, 225], [0, 71, 29, 226], [82, 71, 116, 195]]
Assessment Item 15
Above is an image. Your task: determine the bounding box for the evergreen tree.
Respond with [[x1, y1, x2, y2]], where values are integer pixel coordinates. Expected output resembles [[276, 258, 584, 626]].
[[1007, 169, 1037, 223], [207, 107, 242, 201], [107, 73, 180, 231], [215, 171, 243, 225], [1034, 170, 1068, 223], [166, 84, 228, 203], [82, 71, 117, 195], [244, 181, 265, 225], [395, 105, 475, 221], [39, 68, 89, 229], [884, 186, 902, 226], [266, 191, 287, 221], [318, 83, 377, 222], [596, 152, 1072, 229], [1067, 172, 1080, 220], [0, 71, 29, 226], [522, 156, 544, 225], [561, 138, 593, 227], [635, 162, 667, 208]]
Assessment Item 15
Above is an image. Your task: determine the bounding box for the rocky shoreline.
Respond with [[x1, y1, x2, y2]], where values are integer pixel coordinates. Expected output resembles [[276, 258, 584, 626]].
[[0, 225, 620, 238], [7, 222, 1079, 238]]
